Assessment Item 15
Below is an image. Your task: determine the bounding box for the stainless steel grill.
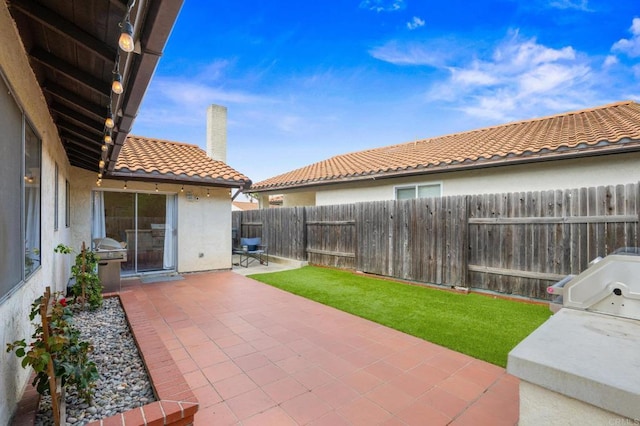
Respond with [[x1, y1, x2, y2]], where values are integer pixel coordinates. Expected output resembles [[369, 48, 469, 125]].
[[547, 248, 640, 320], [95, 238, 127, 293]]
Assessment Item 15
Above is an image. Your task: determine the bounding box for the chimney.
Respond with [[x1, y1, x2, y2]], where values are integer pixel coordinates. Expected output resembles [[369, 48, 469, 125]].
[[206, 104, 227, 162]]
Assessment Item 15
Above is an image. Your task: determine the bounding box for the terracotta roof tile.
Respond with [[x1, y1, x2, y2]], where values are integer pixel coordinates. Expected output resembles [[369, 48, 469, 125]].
[[112, 136, 251, 187], [251, 101, 640, 191]]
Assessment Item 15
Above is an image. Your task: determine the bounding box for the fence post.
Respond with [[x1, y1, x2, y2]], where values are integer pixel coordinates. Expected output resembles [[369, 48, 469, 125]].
[[301, 207, 308, 261], [463, 195, 470, 288]]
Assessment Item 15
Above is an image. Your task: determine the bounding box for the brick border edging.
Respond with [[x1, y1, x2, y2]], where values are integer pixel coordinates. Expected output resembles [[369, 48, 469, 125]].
[[86, 292, 199, 426], [12, 293, 199, 426]]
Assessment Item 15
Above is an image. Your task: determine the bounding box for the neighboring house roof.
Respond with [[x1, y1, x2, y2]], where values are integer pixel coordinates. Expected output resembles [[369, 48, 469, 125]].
[[232, 201, 259, 211], [251, 101, 640, 192], [110, 136, 251, 188]]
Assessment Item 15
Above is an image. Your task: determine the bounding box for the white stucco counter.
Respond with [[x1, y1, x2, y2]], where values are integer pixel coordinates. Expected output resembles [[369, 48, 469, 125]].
[[508, 308, 640, 424]]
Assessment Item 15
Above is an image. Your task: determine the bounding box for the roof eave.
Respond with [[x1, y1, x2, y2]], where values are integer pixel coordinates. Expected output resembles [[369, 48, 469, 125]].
[[107, 0, 185, 172], [249, 140, 640, 194], [108, 170, 251, 189]]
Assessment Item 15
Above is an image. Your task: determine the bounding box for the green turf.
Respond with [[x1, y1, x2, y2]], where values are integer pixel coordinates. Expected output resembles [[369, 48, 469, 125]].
[[249, 266, 551, 367]]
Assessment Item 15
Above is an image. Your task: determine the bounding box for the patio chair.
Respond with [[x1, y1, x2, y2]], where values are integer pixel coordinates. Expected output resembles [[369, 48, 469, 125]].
[[233, 237, 269, 267]]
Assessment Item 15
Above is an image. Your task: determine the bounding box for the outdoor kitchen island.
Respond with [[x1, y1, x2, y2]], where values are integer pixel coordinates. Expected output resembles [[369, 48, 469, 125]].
[[508, 251, 640, 425]]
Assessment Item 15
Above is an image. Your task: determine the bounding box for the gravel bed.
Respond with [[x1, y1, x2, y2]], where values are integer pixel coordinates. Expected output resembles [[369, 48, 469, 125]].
[[35, 297, 156, 425]]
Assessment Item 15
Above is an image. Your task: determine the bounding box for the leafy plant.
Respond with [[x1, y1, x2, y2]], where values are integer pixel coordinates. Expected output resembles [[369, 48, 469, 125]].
[[55, 243, 103, 309], [6, 293, 99, 403]]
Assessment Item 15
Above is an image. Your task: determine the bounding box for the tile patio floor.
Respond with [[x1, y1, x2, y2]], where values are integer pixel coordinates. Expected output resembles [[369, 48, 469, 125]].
[[121, 271, 519, 425]]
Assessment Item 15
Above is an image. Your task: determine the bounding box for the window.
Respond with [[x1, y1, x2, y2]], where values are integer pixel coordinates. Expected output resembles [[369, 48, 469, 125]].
[[54, 163, 59, 231], [0, 74, 42, 303], [24, 122, 41, 278], [395, 183, 442, 200], [66, 179, 71, 227], [0, 75, 23, 299]]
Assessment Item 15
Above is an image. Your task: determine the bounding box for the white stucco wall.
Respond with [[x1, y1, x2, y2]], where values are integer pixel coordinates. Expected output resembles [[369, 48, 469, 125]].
[[71, 170, 233, 273], [299, 153, 640, 206], [283, 191, 316, 207], [0, 4, 72, 423], [177, 187, 232, 271], [519, 380, 628, 426]]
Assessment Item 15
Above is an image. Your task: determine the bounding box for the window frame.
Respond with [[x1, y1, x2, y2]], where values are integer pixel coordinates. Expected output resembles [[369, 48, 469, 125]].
[[0, 71, 43, 304], [54, 162, 59, 231], [394, 182, 443, 200], [23, 119, 42, 279], [65, 179, 71, 228]]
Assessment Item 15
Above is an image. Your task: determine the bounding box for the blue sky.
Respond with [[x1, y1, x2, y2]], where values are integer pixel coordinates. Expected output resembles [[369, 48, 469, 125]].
[[133, 0, 640, 187]]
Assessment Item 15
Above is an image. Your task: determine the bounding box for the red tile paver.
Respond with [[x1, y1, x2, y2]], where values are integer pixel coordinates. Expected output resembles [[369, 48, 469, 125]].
[[121, 271, 519, 425]]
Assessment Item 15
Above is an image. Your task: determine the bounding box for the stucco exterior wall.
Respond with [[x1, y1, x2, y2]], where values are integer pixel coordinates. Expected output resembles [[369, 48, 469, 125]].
[[177, 187, 232, 271], [519, 381, 627, 426], [283, 191, 316, 207], [0, 3, 72, 424], [303, 153, 640, 206], [70, 169, 233, 273]]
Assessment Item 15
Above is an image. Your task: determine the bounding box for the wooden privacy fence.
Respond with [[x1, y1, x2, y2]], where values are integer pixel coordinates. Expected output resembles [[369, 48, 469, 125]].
[[232, 183, 640, 299]]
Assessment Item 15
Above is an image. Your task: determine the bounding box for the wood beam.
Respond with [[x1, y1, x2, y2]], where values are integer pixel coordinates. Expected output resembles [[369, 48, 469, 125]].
[[10, 0, 116, 62], [30, 48, 111, 98], [60, 132, 102, 155], [44, 82, 106, 122], [57, 119, 103, 142], [67, 155, 98, 172], [51, 102, 103, 134]]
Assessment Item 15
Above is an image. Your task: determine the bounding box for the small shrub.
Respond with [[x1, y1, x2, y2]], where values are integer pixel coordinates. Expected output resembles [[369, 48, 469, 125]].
[[6, 293, 99, 403]]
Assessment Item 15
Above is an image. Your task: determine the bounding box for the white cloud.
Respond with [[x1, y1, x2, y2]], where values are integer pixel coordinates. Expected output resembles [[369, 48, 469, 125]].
[[424, 32, 597, 121], [450, 66, 499, 86], [603, 55, 619, 67], [612, 18, 640, 58], [369, 40, 458, 67], [359, 0, 405, 12], [407, 17, 425, 30], [547, 0, 591, 11]]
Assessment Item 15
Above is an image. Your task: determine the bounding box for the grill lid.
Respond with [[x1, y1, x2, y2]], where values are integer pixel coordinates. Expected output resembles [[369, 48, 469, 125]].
[[559, 249, 640, 321]]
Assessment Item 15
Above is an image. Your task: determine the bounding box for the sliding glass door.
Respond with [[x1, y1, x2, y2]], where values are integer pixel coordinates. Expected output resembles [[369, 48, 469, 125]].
[[96, 191, 176, 275]]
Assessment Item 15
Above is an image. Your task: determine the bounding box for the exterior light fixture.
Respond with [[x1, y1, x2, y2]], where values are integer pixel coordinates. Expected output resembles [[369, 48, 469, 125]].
[[99, 160, 105, 169], [105, 114, 114, 129], [119, 18, 135, 53], [101, 144, 108, 152], [104, 133, 112, 144], [112, 73, 123, 94], [97, 179, 102, 187], [97, 173, 102, 179]]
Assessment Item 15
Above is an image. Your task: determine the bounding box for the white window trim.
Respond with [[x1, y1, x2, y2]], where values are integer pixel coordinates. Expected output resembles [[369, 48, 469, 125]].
[[393, 181, 443, 200]]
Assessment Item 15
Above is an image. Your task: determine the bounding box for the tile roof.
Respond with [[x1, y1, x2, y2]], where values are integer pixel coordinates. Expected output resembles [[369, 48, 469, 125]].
[[232, 201, 259, 211], [110, 136, 251, 187], [251, 101, 640, 192]]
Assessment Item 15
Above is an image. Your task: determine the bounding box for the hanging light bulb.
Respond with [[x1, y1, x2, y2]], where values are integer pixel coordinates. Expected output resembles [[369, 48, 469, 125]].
[[207, 189, 210, 197], [119, 18, 135, 53], [97, 179, 102, 187], [112, 73, 123, 94], [124, 181, 128, 190], [101, 144, 108, 152], [155, 184, 159, 192], [181, 185, 184, 192], [104, 133, 112, 144], [99, 160, 105, 169], [97, 173, 103, 179], [105, 113, 114, 129]]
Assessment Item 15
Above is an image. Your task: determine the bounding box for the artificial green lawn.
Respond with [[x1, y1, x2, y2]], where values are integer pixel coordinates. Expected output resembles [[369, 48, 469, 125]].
[[249, 266, 551, 367]]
